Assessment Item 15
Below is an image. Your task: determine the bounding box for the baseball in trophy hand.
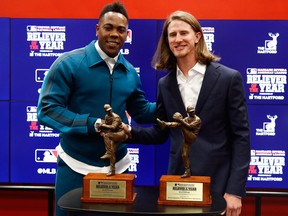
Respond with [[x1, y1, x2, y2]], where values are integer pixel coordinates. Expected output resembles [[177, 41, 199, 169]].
[[172, 112, 183, 121]]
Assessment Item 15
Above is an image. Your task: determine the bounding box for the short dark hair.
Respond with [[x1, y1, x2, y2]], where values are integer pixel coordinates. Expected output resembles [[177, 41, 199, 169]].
[[99, 1, 128, 20]]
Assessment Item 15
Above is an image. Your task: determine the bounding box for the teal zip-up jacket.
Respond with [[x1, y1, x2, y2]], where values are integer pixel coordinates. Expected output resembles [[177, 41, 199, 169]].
[[37, 40, 156, 167]]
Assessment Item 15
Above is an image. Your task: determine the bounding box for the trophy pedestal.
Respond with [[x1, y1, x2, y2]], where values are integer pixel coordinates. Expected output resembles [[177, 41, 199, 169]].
[[158, 175, 212, 206], [81, 173, 136, 204]]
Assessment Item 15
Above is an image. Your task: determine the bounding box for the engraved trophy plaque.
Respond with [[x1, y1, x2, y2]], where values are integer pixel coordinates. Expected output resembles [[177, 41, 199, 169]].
[[81, 173, 136, 204], [157, 106, 212, 206]]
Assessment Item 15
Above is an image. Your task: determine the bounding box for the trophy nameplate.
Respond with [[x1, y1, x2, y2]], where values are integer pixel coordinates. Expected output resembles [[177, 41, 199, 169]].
[[158, 175, 212, 206], [81, 173, 136, 204]]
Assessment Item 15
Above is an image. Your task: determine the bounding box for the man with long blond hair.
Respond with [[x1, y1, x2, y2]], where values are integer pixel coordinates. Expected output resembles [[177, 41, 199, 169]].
[[129, 10, 250, 216]]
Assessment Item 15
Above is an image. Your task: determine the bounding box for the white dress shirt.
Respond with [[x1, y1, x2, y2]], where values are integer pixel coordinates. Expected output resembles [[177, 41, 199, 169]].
[[176, 62, 206, 109], [95, 40, 118, 74]]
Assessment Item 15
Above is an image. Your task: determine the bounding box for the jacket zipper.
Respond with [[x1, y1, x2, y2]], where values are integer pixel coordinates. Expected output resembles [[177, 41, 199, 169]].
[[109, 73, 113, 106]]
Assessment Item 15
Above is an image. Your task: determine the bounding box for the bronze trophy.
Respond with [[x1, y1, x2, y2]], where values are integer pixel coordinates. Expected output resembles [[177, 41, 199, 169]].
[[99, 104, 128, 176], [81, 104, 136, 204], [157, 106, 212, 206]]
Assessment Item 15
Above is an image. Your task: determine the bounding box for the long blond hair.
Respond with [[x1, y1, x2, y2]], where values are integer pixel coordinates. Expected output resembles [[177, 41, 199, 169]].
[[152, 11, 220, 71]]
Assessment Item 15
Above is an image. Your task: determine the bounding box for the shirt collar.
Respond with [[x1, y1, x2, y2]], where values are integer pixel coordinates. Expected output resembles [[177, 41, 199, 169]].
[[177, 62, 206, 78], [192, 62, 206, 75], [95, 40, 119, 63]]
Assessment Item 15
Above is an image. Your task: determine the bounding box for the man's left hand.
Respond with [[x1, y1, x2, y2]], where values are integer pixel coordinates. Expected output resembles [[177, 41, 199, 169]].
[[223, 193, 242, 216]]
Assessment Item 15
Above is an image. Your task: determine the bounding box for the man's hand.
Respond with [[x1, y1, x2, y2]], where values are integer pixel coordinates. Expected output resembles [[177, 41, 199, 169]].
[[156, 118, 167, 129], [98, 123, 105, 137], [98, 123, 103, 130], [223, 193, 242, 216], [122, 123, 132, 138]]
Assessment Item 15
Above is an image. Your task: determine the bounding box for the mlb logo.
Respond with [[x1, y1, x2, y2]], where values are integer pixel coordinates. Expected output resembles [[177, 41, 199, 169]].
[[247, 68, 257, 74], [27, 25, 37, 32], [125, 29, 132, 44], [35, 149, 58, 163], [26, 106, 37, 113], [35, 69, 49, 82]]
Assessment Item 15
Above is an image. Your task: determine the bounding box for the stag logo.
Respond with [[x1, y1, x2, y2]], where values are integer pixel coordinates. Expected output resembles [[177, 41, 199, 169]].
[[265, 33, 279, 50], [256, 115, 278, 136], [257, 33, 279, 54]]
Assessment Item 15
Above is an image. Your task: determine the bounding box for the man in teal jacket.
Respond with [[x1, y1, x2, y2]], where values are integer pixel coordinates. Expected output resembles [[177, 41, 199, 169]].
[[37, 2, 155, 216]]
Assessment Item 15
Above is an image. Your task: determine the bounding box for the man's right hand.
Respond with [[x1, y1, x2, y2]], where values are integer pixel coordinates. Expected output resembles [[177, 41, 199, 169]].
[[157, 118, 167, 129], [122, 123, 132, 138]]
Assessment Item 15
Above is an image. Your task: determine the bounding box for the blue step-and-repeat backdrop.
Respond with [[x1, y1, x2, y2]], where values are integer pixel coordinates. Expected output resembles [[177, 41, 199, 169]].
[[1, 18, 287, 189]]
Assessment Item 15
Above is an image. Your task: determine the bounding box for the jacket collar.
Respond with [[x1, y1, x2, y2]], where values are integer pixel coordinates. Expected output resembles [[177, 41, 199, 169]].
[[85, 40, 130, 72], [195, 62, 221, 114]]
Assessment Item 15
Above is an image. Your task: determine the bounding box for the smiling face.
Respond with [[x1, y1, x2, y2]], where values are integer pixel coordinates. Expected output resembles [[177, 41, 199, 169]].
[[167, 20, 201, 61], [96, 11, 128, 57]]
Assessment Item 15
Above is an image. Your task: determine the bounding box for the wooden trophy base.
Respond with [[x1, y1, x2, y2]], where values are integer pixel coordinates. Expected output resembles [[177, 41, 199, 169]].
[[81, 173, 136, 204], [158, 175, 212, 206]]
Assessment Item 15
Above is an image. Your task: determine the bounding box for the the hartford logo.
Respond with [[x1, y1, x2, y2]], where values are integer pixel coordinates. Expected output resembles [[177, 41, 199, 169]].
[[27, 25, 66, 57], [247, 149, 285, 182], [257, 32, 279, 54], [246, 67, 286, 101], [256, 115, 278, 136], [27, 105, 59, 137]]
